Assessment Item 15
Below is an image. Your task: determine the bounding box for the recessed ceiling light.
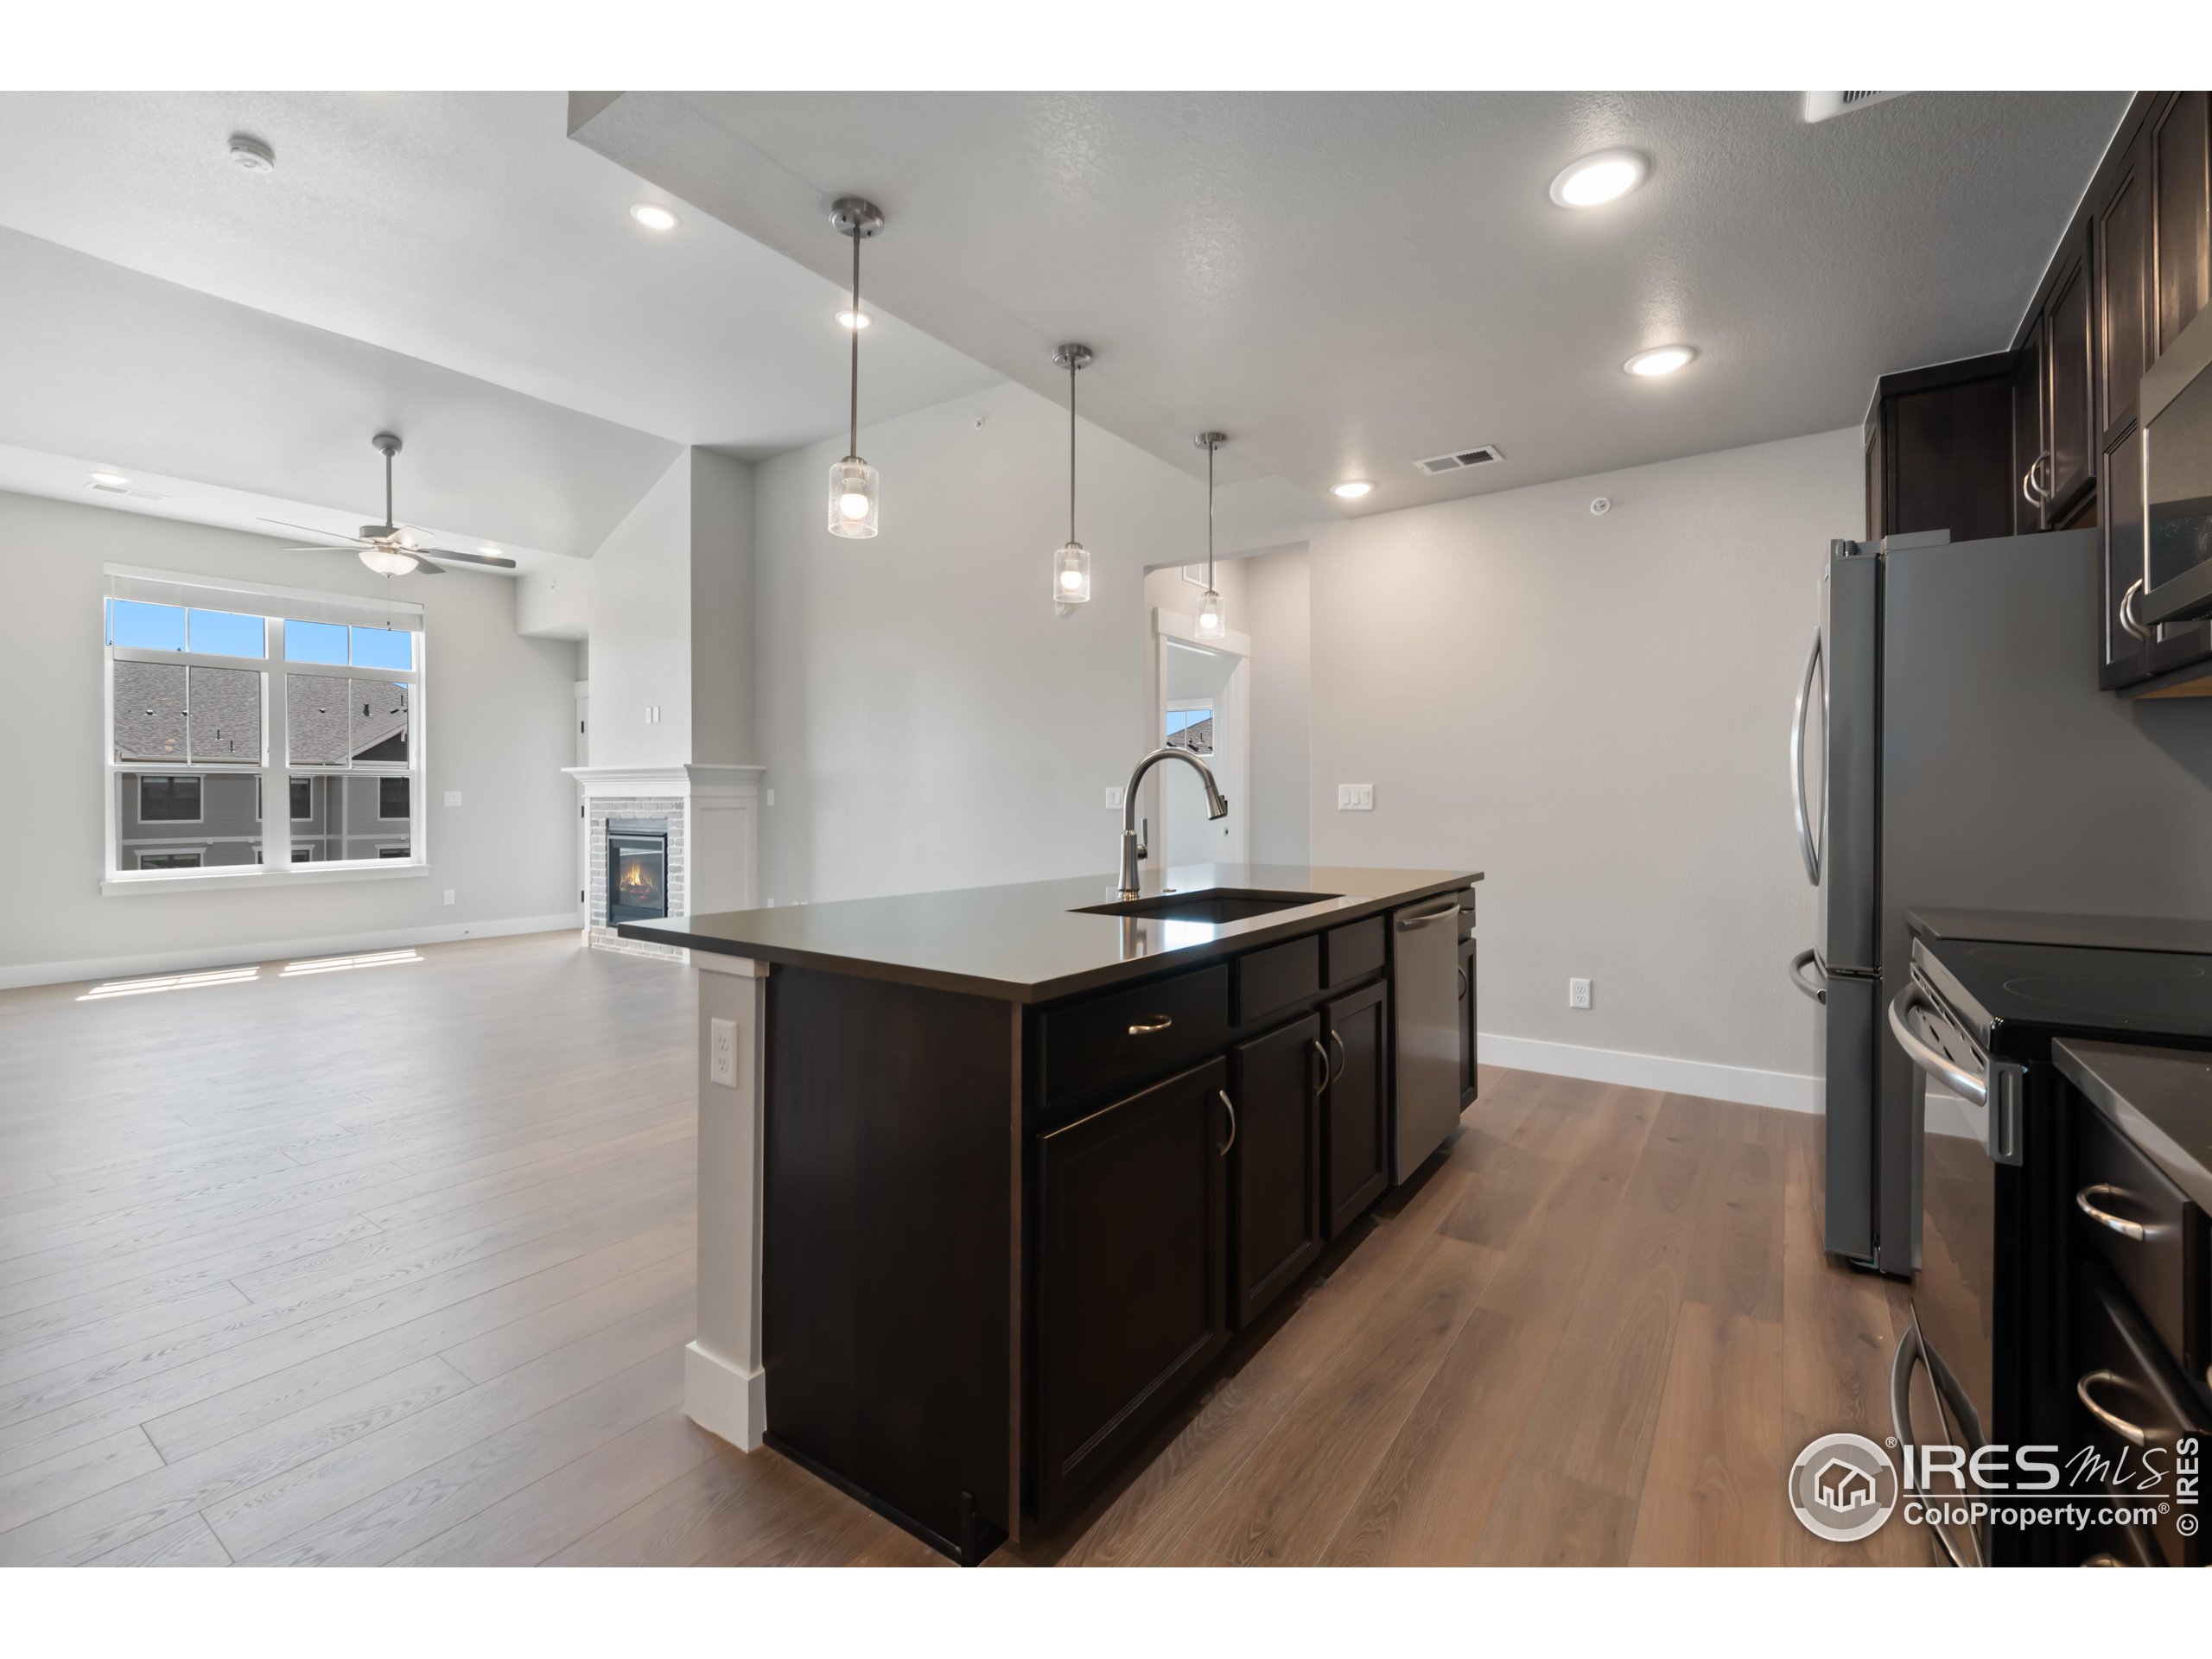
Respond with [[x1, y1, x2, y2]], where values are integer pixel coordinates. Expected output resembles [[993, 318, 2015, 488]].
[[836, 310, 871, 330], [1330, 480, 1374, 499], [227, 134, 276, 175], [1548, 149, 1648, 209], [628, 202, 678, 232], [1624, 345, 1697, 378], [88, 470, 132, 488]]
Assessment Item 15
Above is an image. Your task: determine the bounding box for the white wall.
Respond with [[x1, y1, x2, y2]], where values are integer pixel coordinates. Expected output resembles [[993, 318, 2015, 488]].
[[1242, 546, 1312, 867], [0, 488, 582, 987], [755, 378, 1204, 905], [1306, 428, 1859, 1104], [574, 451, 693, 768]]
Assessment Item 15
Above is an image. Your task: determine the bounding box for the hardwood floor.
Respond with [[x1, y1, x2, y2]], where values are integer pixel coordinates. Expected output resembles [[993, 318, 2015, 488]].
[[0, 932, 1933, 1567]]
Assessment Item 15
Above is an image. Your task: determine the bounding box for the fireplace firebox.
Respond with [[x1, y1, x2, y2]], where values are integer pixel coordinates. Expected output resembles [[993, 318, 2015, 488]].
[[606, 819, 670, 925]]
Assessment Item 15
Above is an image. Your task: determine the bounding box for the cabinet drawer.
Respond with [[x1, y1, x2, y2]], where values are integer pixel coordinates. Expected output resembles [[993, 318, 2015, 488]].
[[1039, 964, 1228, 1106], [2075, 1103, 2202, 1375], [1321, 918, 1383, 988], [1234, 935, 1321, 1025], [2075, 1266, 2209, 1568]]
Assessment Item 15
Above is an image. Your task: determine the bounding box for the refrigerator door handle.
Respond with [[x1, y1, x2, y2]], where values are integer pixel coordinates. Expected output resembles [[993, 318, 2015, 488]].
[[1886, 982, 1986, 1107], [1787, 947, 1827, 1005], [1791, 627, 1823, 887]]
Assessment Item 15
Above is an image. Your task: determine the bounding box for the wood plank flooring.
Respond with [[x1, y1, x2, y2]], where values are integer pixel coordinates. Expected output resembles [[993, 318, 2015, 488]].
[[0, 932, 1933, 1567]]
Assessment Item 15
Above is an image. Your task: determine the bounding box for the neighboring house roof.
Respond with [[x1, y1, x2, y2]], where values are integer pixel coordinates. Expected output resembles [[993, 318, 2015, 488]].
[[284, 673, 409, 763], [114, 664, 404, 765]]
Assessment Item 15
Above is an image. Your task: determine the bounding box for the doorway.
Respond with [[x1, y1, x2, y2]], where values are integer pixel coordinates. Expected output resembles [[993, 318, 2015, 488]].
[[1147, 617, 1249, 873]]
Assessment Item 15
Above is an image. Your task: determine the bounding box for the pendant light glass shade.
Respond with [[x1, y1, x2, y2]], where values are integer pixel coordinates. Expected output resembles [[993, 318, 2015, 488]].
[[1195, 588, 1225, 639], [828, 454, 879, 537], [1054, 540, 1091, 605]]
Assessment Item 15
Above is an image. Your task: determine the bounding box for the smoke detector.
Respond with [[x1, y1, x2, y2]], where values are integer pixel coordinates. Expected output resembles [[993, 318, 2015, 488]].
[[227, 133, 276, 173], [1415, 444, 1504, 475], [1802, 92, 1907, 124]]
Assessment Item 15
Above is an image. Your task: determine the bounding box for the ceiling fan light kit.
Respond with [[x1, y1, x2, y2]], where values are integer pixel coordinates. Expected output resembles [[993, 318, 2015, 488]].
[[258, 432, 518, 577]]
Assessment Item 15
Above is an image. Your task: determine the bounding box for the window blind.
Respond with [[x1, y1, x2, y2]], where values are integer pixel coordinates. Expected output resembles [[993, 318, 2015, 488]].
[[104, 565, 426, 632]]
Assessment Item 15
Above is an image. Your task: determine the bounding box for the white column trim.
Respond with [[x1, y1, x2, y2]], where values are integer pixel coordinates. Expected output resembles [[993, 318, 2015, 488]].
[[689, 951, 770, 1451]]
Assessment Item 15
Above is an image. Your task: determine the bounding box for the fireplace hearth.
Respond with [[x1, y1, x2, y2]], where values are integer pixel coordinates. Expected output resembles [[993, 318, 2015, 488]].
[[606, 819, 669, 925]]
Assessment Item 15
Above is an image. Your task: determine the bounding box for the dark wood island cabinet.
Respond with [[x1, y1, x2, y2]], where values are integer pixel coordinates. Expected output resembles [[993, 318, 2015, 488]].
[[622, 862, 1480, 1563]]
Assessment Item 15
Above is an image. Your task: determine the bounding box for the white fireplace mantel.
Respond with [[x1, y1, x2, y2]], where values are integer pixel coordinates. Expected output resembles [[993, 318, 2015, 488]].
[[567, 764, 763, 940], [563, 763, 766, 798]]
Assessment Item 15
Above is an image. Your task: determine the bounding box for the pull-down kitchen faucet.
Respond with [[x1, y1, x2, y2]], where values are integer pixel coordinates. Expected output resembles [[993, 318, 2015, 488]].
[[1118, 747, 1228, 899]]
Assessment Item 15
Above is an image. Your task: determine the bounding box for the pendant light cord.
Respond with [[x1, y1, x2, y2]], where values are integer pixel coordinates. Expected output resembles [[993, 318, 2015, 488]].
[[849, 230, 861, 458], [1205, 439, 1216, 590], [1069, 355, 1077, 545]]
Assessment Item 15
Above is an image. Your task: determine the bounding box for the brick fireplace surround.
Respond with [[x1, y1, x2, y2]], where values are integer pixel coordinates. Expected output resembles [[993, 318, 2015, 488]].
[[564, 766, 763, 962]]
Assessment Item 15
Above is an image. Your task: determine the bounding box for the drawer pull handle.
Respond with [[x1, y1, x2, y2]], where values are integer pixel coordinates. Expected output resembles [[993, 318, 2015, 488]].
[[2075, 1370, 2153, 1448], [1218, 1090, 1236, 1157], [1309, 1038, 1331, 1095], [2075, 1184, 2164, 1243], [2081, 1552, 2126, 1567], [1327, 1028, 1346, 1085], [1128, 1014, 1173, 1035]]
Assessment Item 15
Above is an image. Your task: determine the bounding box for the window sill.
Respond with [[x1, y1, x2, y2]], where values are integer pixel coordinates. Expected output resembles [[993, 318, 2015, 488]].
[[101, 861, 429, 897]]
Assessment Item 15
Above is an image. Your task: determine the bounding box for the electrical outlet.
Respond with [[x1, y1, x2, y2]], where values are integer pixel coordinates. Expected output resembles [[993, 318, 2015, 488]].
[[709, 1017, 737, 1089], [1105, 785, 1126, 810], [1568, 977, 1592, 1010], [1337, 784, 1374, 810], [442, 889, 454, 906], [443, 791, 461, 807]]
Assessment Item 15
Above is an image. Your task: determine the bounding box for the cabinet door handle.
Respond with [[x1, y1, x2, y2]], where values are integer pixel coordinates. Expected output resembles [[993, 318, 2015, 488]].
[[1457, 966, 1469, 1000], [1218, 1090, 1236, 1157], [2075, 1184, 2164, 1242], [1327, 1028, 1346, 1084], [2075, 1370, 2154, 1447], [1128, 1014, 1173, 1035], [2119, 578, 2152, 644], [1309, 1038, 1331, 1095]]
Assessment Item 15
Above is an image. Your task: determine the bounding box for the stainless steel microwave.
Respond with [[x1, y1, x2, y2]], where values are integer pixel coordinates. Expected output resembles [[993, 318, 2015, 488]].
[[2140, 299, 2212, 626]]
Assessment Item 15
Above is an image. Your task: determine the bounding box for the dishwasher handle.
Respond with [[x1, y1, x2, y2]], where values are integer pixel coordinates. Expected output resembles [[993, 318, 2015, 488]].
[[1395, 899, 1459, 931]]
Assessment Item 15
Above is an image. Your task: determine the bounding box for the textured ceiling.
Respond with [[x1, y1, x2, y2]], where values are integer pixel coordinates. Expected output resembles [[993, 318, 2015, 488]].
[[574, 90, 2131, 514], [0, 91, 1000, 456]]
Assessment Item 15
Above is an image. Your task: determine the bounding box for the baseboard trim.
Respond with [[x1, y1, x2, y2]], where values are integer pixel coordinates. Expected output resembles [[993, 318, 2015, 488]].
[[684, 1338, 766, 1452], [0, 912, 587, 992], [1479, 1031, 1822, 1116]]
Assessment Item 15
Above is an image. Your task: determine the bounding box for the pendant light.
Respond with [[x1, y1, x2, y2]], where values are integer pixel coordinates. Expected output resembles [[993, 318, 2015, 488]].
[[1052, 343, 1094, 613], [827, 197, 884, 537], [1194, 431, 1227, 639]]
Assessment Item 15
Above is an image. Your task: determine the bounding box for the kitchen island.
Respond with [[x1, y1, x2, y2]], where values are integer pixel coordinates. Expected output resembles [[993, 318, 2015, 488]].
[[620, 861, 1480, 1564]]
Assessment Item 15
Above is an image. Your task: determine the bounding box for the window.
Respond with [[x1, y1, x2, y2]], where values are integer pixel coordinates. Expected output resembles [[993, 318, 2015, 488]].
[[105, 572, 423, 883], [138, 775, 202, 823]]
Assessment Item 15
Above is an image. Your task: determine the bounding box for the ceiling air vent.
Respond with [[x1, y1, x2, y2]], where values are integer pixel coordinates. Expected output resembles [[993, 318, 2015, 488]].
[[86, 481, 168, 502], [1415, 444, 1504, 475], [1802, 91, 1907, 124]]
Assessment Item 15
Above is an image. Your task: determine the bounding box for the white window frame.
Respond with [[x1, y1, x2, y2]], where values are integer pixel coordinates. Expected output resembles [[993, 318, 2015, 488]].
[[103, 566, 428, 894]]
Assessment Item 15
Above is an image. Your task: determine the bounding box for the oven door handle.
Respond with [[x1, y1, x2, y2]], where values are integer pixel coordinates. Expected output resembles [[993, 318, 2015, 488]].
[[1886, 982, 1986, 1107], [1891, 1316, 1988, 1568]]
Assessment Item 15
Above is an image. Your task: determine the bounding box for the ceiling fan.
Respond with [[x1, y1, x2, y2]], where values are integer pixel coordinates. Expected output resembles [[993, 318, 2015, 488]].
[[260, 434, 517, 577]]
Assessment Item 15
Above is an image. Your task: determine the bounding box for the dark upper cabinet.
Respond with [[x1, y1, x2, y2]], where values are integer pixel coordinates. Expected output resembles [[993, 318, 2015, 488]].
[[2044, 249, 2097, 521], [1862, 353, 2018, 542], [2154, 92, 2210, 359], [1319, 978, 1389, 1239], [2012, 339, 2046, 534], [2104, 424, 2154, 686], [2098, 143, 2152, 446], [1030, 1056, 1229, 1521], [1227, 1014, 1323, 1329]]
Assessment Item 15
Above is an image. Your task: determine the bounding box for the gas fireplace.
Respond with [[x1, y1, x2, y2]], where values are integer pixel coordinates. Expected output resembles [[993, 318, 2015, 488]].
[[606, 820, 669, 925]]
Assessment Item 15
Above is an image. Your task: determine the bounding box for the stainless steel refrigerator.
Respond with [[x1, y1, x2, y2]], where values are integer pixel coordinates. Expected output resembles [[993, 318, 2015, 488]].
[[1788, 527, 2212, 1274]]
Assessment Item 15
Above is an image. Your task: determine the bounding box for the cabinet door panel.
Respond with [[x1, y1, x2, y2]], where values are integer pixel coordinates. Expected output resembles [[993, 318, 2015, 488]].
[[2046, 255, 2095, 516], [2012, 337, 2046, 533], [2099, 157, 2150, 442], [1230, 1014, 1323, 1328], [1033, 1057, 1228, 1521], [2154, 91, 2210, 358], [1321, 979, 1389, 1239], [2104, 425, 2153, 687]]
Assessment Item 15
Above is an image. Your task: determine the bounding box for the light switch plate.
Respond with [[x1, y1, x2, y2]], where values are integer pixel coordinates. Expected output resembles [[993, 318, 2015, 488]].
[[442, 791, 461, 807], [1337, 784, 1374, 810], [1105, 785, 1126, 810], [442, 889, 454, 906]]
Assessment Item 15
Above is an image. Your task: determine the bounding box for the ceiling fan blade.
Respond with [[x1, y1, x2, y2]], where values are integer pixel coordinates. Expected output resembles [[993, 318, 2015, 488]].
[[405, 556, 447, 575], [257, 517, 367, 547], [417, 547, 518, 569], [276, 546, 353, 553]]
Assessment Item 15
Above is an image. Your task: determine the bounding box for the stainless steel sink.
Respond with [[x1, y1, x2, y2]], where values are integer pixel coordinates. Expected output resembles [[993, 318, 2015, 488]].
[[1071, 888, 1338, 925]]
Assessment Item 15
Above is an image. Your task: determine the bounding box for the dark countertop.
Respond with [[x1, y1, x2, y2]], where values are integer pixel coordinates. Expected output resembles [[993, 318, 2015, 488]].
[[1909, 907, 2212, 956], [2054, 1039, 2212, 1213], [620, 862, 1480, 1004]]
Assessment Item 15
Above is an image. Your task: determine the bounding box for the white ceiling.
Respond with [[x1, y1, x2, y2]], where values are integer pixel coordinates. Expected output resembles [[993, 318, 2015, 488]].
[[574, 90, 2132, 513], [0, 92, 1000, 457]]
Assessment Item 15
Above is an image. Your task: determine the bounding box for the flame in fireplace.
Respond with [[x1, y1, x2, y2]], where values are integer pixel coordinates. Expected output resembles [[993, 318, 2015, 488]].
[[617, 856, 658, 899]]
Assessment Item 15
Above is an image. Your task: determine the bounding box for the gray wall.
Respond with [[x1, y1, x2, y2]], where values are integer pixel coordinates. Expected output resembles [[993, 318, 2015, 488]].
[[1243, 546, 1312, 867], [754, 378, 1197, 905], [1306, 426, 1858, 1095], [0, 487, 581, 986]]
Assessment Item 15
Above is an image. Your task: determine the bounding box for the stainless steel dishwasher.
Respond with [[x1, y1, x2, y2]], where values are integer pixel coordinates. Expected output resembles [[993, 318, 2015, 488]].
[[1390, 893, 1465, 1182]]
